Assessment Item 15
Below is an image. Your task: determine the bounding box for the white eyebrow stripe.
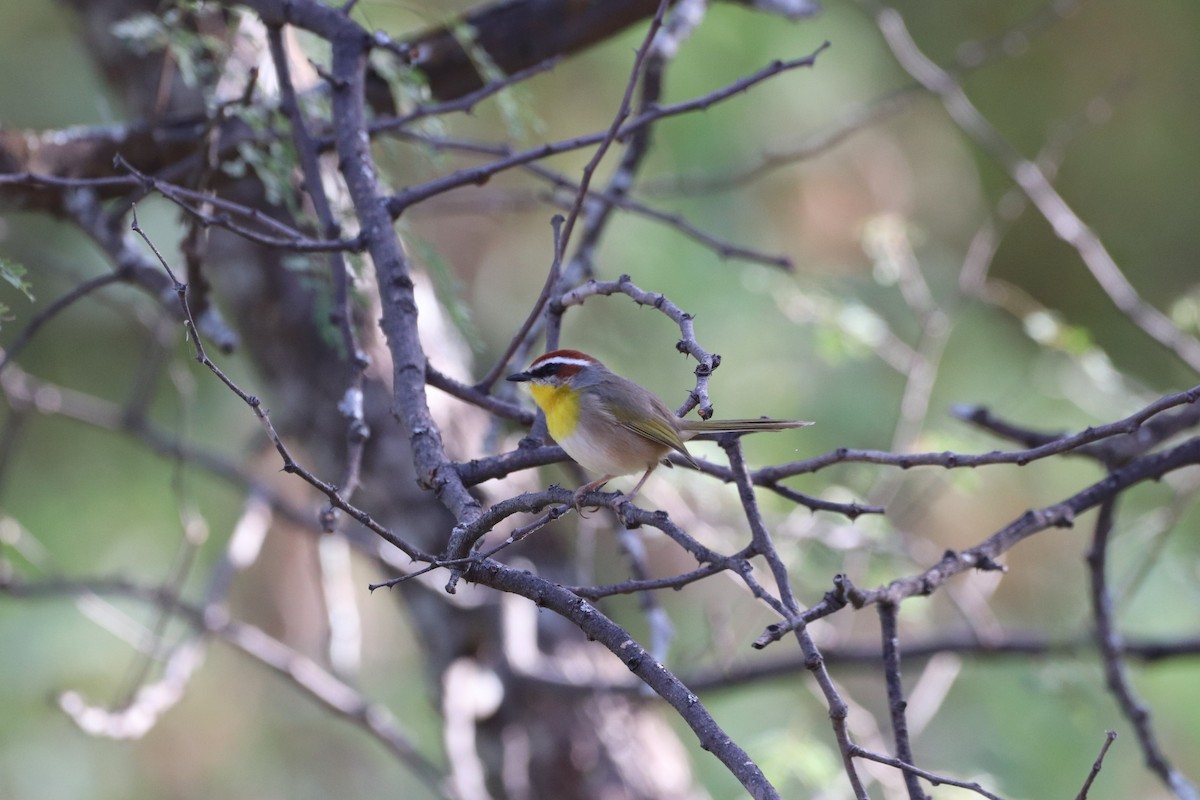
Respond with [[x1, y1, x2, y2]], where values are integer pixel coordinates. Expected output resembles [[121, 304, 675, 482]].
[[534, 357, 594, 368]]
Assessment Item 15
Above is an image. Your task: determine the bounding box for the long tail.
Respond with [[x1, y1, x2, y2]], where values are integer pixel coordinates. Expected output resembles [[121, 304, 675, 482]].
[[677, 417, 814, 433]]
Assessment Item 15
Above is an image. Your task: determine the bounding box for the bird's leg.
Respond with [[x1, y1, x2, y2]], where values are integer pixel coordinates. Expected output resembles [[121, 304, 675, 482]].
[[573, 465, 657, 514], [572, 474, 613, 513], [623, 465, 656, 502], [604, 465, 657, 512]]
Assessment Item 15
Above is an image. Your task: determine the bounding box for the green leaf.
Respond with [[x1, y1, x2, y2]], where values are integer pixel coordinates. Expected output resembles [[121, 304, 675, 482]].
[[0, 258, 34, 301]]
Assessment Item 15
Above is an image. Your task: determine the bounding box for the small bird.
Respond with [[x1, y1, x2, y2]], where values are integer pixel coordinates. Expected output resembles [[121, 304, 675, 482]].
[[507, 349, 813, 507]]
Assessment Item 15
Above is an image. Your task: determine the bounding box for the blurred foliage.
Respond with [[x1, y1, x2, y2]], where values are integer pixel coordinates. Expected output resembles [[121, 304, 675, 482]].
[[2, 1, 1200, 799]]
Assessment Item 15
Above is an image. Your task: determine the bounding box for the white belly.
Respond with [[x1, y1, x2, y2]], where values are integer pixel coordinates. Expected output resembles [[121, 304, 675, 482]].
[[556, 427, 643, 477]]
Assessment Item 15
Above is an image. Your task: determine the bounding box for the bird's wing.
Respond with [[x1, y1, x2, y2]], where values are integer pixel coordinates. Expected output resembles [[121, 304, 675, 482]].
[[610, 401, 699, 468]]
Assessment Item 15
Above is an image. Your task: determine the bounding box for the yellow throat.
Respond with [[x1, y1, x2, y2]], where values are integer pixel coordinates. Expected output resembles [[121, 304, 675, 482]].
[[530, 382, 580, 441]]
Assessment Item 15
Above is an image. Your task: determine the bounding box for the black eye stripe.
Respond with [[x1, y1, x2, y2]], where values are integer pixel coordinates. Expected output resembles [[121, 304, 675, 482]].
[[527, 358, 590, 379], [530, 363, 561, 379]]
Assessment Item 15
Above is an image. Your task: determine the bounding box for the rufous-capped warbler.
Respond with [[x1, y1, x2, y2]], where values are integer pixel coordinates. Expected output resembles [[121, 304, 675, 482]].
[[507, 349, 813, 507]]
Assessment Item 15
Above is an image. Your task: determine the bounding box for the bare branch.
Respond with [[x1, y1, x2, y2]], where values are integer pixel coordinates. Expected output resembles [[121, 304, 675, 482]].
[[1075, 731, 1118, 800], [849, 745, 1004, 800], [754, 383, 1200, 481], [848, 436, 1200, 609], [878, 602, 928, 800], [1087, 499, 1199, 799]]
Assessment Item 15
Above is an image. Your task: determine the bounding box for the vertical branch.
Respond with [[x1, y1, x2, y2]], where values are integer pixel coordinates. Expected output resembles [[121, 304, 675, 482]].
[[476, 0, 671, 388], [722, 437, 869, 799], [326, 29, 479, 529], [1087, 497, 1199, 800], [266, 23, 369, 675], [548, 0, 668, 278], [722, 437, 795, 608], [878, 601, 929, 800], [267, 24, 370, 518], [559, 0, 703, 282]]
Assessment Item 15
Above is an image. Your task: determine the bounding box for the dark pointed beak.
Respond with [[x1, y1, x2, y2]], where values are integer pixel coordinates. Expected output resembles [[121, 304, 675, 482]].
[[506, 371, 531, 382]]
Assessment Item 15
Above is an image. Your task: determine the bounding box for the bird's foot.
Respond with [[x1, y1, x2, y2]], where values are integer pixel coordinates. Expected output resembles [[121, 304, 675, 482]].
[[571, 476, 614, 517], [570, 486, 594, 517], [605, 491, 634, 511]]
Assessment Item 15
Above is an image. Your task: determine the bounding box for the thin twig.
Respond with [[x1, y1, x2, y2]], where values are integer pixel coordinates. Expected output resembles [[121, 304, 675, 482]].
[[847, 436, 1200, 609], [387, 44, 830, 213], [1075, 730, 1117, 800], [723, 437, 869, 799], [554, 274, 721, 417], [1087, 498, 1199, 800], [878, 602, 928, 800], [752, 383, 1200, 481], [129, 209, 435, 564], [849, 745, 1004, 800], [394, 131, 792, 269]]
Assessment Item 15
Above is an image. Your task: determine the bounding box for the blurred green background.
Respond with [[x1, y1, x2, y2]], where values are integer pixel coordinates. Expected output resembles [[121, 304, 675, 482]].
[[2, 1, 1199, 798]]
